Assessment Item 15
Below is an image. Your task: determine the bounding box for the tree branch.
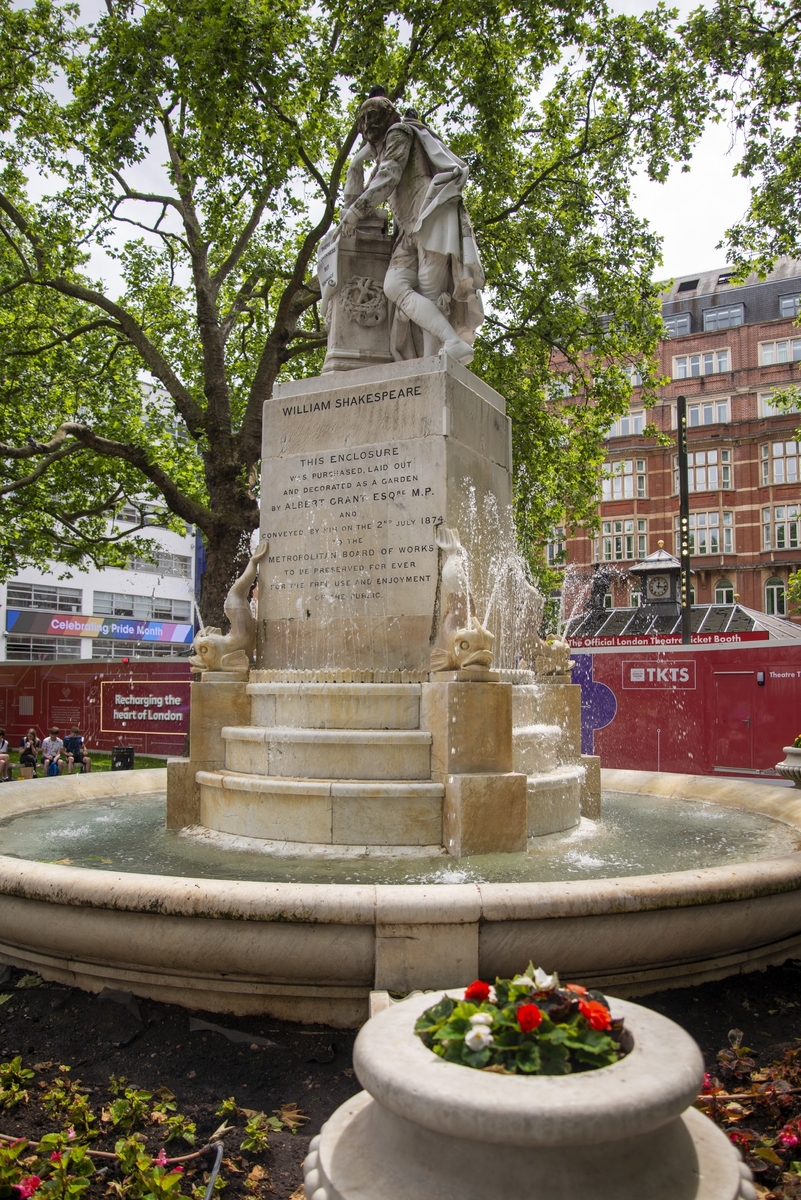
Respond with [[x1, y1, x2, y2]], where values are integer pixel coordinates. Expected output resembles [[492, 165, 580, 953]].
[[210, 194, 269, 296], [0, 192, 44, 271], [109, 167, 185, 214], [41, 278, 203, 435], [0, 442, 82, 496], [5, 318, 122, 357], [1, 423, 212, 532]]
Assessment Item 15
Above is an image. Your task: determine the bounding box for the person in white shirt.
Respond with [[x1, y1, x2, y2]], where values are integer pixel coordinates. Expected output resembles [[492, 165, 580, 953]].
[[41, 728, 64, 776], [0, 730, 9, 781]]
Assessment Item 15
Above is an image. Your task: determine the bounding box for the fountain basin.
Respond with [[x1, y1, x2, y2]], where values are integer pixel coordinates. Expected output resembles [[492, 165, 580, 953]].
[[0, 768, 801, 1026]]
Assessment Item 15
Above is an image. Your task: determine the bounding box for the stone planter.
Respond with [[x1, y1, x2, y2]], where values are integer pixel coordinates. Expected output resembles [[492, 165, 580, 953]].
[[776, 746, 801, 788], [303, 991, 755, 1200]]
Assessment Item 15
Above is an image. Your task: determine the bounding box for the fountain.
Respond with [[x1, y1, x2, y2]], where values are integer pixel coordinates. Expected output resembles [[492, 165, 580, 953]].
[[2, 106, 801, 1036]]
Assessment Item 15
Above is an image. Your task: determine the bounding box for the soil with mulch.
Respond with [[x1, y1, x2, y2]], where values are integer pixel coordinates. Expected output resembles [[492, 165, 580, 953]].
[[3, 960, 801, 1198]]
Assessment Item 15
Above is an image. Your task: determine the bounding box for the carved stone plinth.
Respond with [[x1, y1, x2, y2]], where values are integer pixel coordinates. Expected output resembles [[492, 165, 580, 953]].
[[321, 215, 395, 373]]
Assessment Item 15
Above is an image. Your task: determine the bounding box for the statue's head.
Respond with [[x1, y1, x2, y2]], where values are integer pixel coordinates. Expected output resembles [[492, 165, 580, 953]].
[[357, 96, 401, 149]]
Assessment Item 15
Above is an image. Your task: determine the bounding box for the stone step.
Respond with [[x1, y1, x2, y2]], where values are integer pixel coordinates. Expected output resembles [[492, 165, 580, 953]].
[[527, 764, 584, 837], [513, 724, 563, 775], [221, 726, 432, 780], [246, 682, 421, 730], [196, 771, 444, 846]]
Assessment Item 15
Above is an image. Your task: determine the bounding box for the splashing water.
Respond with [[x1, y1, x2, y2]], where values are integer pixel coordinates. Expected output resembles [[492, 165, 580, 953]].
[[452, 485, 545, 670]]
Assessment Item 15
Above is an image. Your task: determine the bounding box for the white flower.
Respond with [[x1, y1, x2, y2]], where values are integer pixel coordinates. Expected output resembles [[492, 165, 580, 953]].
[[511, 974, 534, 988], [465, 1025, 494, 1051], [533, 967, 556, 990], [487, 985, 497, 1003], [469, 1013, 494, 1027]]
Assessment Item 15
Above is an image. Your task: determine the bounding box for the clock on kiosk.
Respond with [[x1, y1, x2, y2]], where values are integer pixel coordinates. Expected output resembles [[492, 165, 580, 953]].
[[646, 574, 670, 600]]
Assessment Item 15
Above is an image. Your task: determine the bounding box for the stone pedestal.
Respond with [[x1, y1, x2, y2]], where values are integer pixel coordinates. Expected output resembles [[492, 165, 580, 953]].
[[303, 991, 752, 1200], [165, 675, 249, 828], [258, 355, 512, 673], [421, 680, 527, 855], [321, 215, 395, 373]]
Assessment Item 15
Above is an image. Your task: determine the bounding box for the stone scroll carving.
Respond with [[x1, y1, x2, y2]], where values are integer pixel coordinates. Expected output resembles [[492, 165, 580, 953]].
[[189, 540, 269, 674], [430, 525, 495, 673]]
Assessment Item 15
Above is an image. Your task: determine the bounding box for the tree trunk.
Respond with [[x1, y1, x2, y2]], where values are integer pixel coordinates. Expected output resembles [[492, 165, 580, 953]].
[[199, 514, 260, 630]]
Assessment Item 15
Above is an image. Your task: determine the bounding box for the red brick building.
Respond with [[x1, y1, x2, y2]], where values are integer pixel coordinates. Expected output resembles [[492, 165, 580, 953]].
[[565, 258, 801, 619]]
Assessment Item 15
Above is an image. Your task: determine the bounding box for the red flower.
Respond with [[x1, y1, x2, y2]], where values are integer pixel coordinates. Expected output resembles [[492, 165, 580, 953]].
[[464, 980, 491, 1003], [578, 999, 612, 1031], [15, 1177, 41, 1198], [517, 1004, 543, 1033], [49, 1153, 62, 1163], [565, 983, 588, 996]]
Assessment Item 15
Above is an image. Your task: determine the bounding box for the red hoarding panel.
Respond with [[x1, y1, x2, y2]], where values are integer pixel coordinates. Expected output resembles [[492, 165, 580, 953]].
[[0, 661, 192, 754], [574, 643, 801, 775]]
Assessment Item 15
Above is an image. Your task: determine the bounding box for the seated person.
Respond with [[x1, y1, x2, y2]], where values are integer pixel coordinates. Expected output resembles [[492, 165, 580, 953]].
[[41, 728, 64, 776], [64, 727, 91, 774], [0, 730, 9, 781], [19, 729, 40, 778]]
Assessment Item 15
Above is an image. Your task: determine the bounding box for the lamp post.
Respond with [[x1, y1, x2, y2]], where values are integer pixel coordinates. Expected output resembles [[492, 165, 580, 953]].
[[676, 395, 692, 645]]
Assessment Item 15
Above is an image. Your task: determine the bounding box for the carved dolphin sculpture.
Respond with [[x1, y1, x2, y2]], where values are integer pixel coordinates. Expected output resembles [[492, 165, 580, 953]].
[[431, 524, 494, 673], [190, 540, 270, 673]]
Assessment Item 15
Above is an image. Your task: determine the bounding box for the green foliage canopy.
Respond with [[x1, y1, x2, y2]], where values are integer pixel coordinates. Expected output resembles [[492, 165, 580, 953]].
[[0, 0, 710, 619]]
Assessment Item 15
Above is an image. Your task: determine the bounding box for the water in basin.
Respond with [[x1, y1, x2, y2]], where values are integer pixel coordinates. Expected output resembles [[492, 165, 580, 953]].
[[0, 790, 797, 885]]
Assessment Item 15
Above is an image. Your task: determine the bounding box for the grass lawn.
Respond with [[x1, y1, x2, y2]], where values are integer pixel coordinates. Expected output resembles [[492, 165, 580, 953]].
[[3, 749, 167, 779]]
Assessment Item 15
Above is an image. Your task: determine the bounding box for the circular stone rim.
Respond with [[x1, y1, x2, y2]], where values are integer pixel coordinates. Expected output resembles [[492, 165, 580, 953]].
[[352, 992, 704, 1148]]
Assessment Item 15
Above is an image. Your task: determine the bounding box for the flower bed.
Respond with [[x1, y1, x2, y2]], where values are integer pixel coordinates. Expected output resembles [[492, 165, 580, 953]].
[[414, 964, 626, 1076]]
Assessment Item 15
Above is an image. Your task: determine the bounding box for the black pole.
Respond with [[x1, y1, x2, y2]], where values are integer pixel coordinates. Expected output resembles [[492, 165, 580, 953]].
[[677, 395, 692, 645]]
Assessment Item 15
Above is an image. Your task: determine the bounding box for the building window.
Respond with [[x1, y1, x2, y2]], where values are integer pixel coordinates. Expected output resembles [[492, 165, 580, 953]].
[[602, 459, 647, 501], [675, 511, 733, 555], [779, 294, 801, 319], [663, 313, 691, 338], [93, 592, 192, 621], [546, 528, 565, 566], [760, 391, 801, 417], [126, 552, 192, 579], [673, 351, 730, 380], [630, 589, 642, 607], [600, 518, 647, 561], [603, 592, 613, 609], [675, 449, 732, 493], [715, 579, 734, 604], [765, 577, 786, 616], [761, 441, 799, 486], [605, 410, 645, 439], [6, 583, 82, 613], [702, 304, 744, 331], [91, 639, 190, 660], [548, 376, 573, 399], [625, 364, 644, 387], [5, 636, 79, 661], [681, 399, 730, 427], [763, 504, 800, 550], [759, 338, 801, 366]]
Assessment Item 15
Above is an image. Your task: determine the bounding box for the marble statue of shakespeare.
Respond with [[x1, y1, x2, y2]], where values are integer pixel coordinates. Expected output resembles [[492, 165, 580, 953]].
[[338, 97, 485, 366]]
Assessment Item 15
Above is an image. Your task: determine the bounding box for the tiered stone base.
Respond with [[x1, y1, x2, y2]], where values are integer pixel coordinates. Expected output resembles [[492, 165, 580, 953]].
[[198, 683, 443, 851], [170, 673, 594, 858]]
